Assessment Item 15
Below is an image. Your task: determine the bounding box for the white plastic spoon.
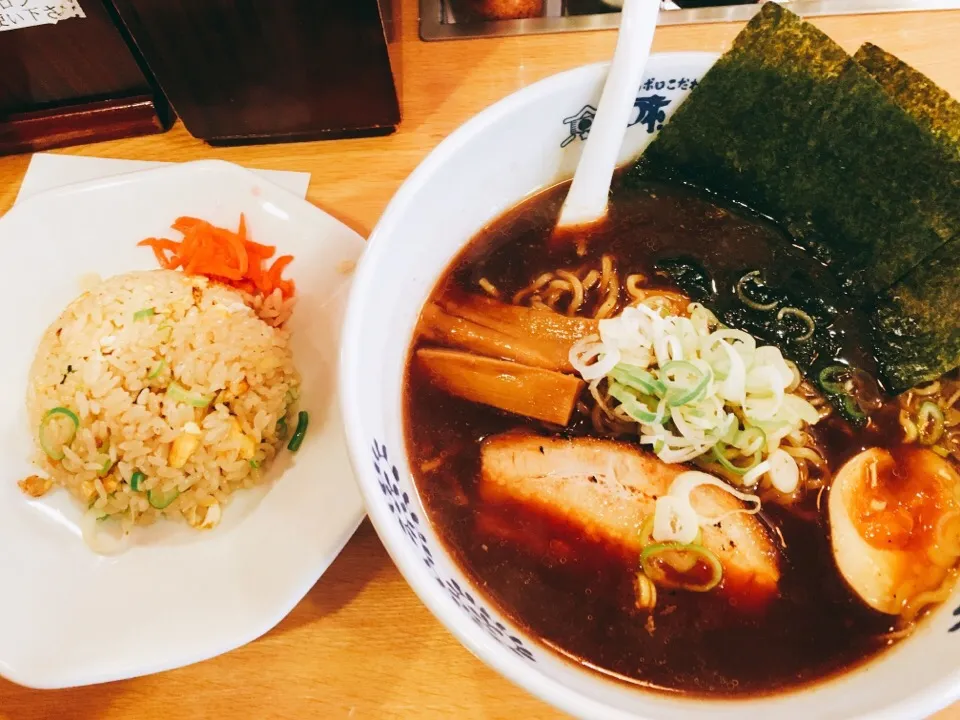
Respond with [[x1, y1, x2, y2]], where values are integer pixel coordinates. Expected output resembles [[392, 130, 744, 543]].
[[556, 0, 660, 232]]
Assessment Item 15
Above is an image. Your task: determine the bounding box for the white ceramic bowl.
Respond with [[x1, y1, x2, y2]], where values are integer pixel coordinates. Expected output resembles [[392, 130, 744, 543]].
[[340, 54, 960, 719]]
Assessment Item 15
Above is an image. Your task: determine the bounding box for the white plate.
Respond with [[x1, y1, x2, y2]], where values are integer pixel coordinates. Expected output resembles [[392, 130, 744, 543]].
[[0, 159, 366, 689]]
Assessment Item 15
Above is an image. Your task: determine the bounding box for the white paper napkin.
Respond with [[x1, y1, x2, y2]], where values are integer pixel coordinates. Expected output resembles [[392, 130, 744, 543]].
[[15, 154, 312, 203]]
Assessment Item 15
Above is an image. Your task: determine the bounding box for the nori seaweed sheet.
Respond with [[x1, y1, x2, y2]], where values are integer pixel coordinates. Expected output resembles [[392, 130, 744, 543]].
[[872, 238, 960, 392], [628, 3, 960, 302], [855, 44, 960, 391], [625, 3, 960, 391], [855, 43, 960, 150], [652, 252, 870, 377]]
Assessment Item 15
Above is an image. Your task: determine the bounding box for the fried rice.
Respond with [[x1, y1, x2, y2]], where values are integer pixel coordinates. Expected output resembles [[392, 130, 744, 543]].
[[25, 269, 300, 534]]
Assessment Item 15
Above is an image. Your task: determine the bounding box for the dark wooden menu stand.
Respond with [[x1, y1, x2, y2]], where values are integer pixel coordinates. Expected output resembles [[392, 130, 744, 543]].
[[0, 0, 172, 156], [107, 0, 401, 145], [0, 95, 171, 156]]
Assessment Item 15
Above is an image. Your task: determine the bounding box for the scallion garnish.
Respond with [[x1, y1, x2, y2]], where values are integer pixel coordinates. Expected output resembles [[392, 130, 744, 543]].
[[819, 364, 867, 422], [918, 401, 945, 446], [569, 303, 819, 470], [39, 406, 80, 460], [711, 443, 761, 475], [776, 306, 815, 342], [166, 381, 214, 408], [736, 270, 779, 311], [609, 364, 666, 397], [640, 542, 723, 593], [287, 411, 309, 452], [148, 487, 179, 509], [660, 360, 710, 407], [638, 515, 657, 549], [735, 426, 767, 455], [836, 396, 865, 422], [92, 438, 114, 477], [148, 359, 166, 379], [608, 382, 666, 424]]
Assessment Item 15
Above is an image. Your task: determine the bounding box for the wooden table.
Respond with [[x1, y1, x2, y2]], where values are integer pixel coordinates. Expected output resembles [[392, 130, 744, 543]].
[[2, 2, 960, 718]]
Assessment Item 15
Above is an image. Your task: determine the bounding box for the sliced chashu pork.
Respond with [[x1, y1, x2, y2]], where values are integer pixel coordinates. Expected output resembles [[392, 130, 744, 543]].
[[479, 431, 781, 602]]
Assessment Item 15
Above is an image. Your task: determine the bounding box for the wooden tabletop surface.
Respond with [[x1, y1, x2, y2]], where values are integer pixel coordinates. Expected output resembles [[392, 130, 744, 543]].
[[2, 2, 960, 718]]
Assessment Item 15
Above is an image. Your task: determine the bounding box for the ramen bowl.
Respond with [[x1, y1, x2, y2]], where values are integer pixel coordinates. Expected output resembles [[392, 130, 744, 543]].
[[338, 53, 960, 719]]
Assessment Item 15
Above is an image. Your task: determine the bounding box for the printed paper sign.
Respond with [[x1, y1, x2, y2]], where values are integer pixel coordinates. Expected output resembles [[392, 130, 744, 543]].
[[0, 1, 85, 32]]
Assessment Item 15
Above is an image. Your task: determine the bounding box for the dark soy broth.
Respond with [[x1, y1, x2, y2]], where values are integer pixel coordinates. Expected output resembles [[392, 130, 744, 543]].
[[404, 180, 902, 696]]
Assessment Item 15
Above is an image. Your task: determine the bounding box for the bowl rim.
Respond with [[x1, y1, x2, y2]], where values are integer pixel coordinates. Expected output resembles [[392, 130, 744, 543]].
[[339, 54, 960, 720]]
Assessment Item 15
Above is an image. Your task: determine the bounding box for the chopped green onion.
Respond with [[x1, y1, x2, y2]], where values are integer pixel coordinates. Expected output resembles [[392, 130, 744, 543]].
[[609, 364, 666, 397], [818, 365, 867, 423], [130, 471, 145, 491], [638, 515, 656, 548], [148, 359, 166, 379], [148, 487, 179, 509], [638, 515, 702, 548], [776, 307, 815, 342], [133, 307, 156, 321], [668, 379, 709, 407], [736, 270, 779, 311], [640, 542, 723, 592], [819, 365, 851, 395], [660, 360, 709, 407], [98, 457, 114, 477], [95, 439, 113, 477], [249, 459, 261, 469], [276, 416, 288, 441], [287, 411, 309, 452], [157, 323, 173, 341], [918, 401, 945, 446], [39, 407, 80, 460], [167, 381, 214, 408], [735, 426, 767, 455], [711, 443, 762, 476], [841, 395, 866, 422], [608, 382, 666, 424]]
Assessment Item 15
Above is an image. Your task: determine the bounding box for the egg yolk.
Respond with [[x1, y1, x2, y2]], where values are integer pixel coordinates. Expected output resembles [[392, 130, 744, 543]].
[[852, 447, 959, 552]]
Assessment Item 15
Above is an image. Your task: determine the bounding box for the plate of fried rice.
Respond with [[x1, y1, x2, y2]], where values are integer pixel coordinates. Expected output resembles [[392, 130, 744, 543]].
[[0, 160, 366, 688]]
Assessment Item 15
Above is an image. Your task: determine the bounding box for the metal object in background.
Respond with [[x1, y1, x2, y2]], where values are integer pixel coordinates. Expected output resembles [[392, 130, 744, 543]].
[[421, 0, 960, 40]]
